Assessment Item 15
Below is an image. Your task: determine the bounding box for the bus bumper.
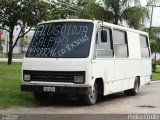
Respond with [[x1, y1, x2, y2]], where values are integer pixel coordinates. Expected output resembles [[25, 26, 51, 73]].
[[21, 83, 92, 94]]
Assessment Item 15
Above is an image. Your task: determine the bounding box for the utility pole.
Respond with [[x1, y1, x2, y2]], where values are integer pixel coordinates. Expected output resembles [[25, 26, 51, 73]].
[[149, 5, 154, 31], [147, 5, 160, 30], [147, 5, 160, 29], [147, 4, 160, 36]]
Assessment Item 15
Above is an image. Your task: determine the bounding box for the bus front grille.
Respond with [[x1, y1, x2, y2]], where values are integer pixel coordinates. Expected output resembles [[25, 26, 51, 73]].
[[23, 70, 85, 83]]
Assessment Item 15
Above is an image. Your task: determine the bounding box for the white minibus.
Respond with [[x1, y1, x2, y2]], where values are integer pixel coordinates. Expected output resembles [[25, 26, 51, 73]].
[[21, 19, 152, 105]]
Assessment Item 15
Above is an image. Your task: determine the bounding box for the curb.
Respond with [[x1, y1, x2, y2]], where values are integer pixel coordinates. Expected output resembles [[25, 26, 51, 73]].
[[150, 80, 160, 83], [0, 58, 23, 62]]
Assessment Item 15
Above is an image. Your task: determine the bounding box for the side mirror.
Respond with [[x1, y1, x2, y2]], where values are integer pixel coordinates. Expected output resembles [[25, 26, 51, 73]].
[[101, 30, 107, 42]]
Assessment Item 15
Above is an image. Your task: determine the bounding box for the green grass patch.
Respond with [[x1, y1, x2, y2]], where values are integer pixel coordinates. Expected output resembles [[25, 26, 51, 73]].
[[152, 67, 160, 81], [0, 62, 36, 108]]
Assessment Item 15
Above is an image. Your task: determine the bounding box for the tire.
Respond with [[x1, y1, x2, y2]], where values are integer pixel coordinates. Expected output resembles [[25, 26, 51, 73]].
[[34, 92, 49, 102], [124, 77, 140, 96], [82, 82, 98, 105]]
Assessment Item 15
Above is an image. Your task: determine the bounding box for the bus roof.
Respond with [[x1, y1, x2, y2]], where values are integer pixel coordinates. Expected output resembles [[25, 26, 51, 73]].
[[39, 19, 148, 36]]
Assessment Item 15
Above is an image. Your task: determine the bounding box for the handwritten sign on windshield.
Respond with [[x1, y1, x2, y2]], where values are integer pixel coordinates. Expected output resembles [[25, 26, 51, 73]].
[[26, 22, 93, 58]]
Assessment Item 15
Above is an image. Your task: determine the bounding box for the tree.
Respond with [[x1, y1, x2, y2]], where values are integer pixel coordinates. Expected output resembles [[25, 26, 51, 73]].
[[146, 0, 160, 56], [51, 0, 107, 21], [50, 0, 89, 19], [144, 27, 160, 56], [77, 0, 149, 29], [143, 27, 160, 71], [122, 6, 149, 29], [78, 0, 114, 22], [102, 0, 150, 28], [0, 0, 57, 64]]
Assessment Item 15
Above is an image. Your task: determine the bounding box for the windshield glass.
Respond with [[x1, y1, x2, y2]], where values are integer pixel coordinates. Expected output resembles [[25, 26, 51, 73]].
[[25, 22, 93, 58]]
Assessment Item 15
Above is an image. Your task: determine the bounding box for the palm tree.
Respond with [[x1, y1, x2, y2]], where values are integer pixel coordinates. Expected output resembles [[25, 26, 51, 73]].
[[147, 27, 160, 58], [78, 1, 114, 22], [103, 0, 150, 29], [143, 27, 160, 71], [78, 0, 149, 29]]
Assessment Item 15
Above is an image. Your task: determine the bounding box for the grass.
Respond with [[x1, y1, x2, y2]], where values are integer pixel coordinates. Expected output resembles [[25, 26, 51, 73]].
[[152, 67, 160, 81], [0, 62, 36, 108]]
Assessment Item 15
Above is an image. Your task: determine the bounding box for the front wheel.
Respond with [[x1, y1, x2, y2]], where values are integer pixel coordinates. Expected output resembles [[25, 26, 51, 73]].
[[124, 77, 140, 96], [82, 82, 98, 105]]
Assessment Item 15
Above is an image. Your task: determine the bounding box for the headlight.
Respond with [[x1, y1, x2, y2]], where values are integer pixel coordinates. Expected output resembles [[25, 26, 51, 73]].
[[24, 74, 31, 81], [74, 76, 84, 83]]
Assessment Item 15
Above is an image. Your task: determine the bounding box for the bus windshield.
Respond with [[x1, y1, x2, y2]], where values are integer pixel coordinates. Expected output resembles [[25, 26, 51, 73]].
[[25, 22, 93, 58]]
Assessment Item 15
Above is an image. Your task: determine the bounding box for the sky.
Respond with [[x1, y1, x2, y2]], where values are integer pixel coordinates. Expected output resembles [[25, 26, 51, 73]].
[[140, 0, 160, 27]]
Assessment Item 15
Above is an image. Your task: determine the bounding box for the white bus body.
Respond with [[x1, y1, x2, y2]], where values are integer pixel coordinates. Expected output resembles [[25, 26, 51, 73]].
[[21, 19, 152, 105]]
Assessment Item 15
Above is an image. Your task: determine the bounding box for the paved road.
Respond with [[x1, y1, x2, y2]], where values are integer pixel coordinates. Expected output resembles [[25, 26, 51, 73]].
[[0, 82, 160, 115]]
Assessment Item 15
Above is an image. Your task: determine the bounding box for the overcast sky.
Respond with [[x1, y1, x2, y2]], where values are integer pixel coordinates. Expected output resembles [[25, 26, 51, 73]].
[[140, 0, 160, 27]]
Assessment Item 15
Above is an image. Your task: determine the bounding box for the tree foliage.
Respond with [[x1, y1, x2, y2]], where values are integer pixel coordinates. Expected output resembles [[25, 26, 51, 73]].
[[75, 0, 150, 29], [78, 1, 114, 22], [122, 6, 149, 29], [51, 0, 91, 19], [0, 0, 57, 64], [0, 0, 153, 64], [144, 27, 160, 53]]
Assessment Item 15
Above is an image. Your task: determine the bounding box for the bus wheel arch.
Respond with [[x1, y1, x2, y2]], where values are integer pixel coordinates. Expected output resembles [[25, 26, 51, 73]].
[[95, 78, 104, 96], [124, 76, 140, 96], [82, 81, 98, 105], [82, 78, 104, 105]]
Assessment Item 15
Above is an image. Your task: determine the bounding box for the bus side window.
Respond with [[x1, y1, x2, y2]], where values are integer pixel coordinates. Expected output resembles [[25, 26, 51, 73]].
[[140, 35, 150, 58], [97, 28, 114, 58], [113, 30, 128, 58]]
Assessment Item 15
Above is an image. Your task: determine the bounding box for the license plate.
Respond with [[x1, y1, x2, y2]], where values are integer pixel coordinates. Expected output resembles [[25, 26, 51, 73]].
[[43, 87, 55, 92]]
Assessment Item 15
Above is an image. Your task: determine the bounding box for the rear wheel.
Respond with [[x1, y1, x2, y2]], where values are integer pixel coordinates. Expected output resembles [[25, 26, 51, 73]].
[[124, 77, 140, 96], [82, 82, 98, 105]]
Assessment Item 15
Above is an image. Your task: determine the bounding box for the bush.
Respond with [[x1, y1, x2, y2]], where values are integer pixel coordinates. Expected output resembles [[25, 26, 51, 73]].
[[152, 62, 157, 72]]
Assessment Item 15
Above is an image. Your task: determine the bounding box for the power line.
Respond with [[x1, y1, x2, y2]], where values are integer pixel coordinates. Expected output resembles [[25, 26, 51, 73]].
[[57, 0, 84, 13], [62, 6, 92, 19], [57, 2, 92, 18], [147, 5, 160, 7], [47, 0, 92, 18]]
